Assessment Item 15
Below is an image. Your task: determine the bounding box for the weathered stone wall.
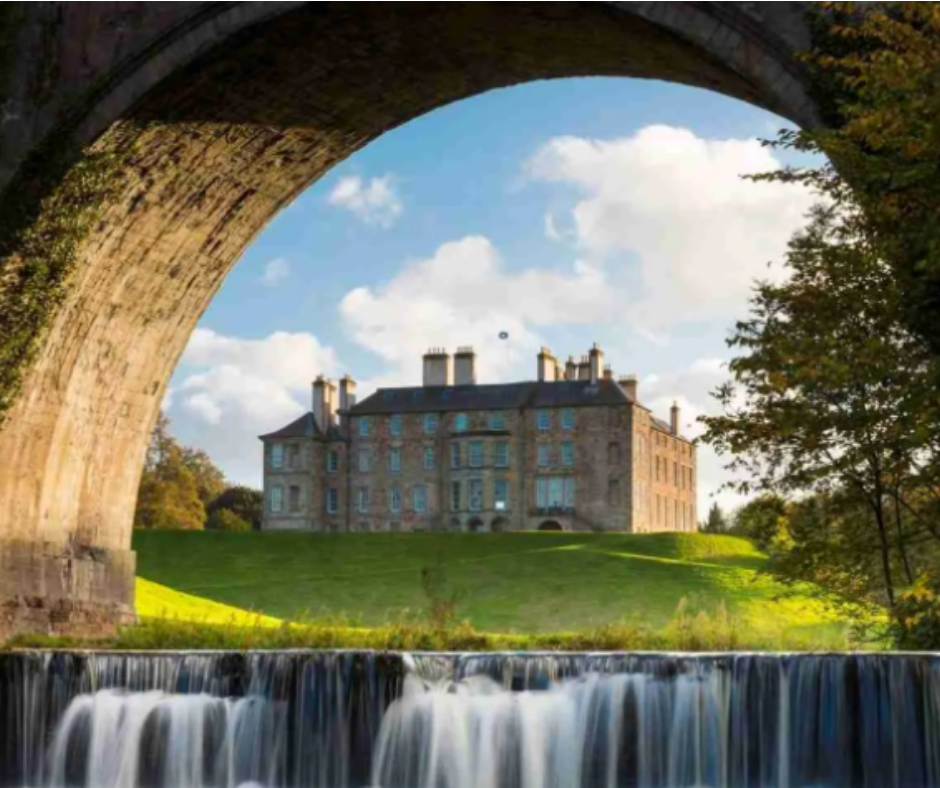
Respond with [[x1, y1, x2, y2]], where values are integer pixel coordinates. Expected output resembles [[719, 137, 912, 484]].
[[0, 1, 818, 634]]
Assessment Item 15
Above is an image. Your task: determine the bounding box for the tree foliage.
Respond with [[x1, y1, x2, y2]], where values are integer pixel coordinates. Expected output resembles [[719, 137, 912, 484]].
[[207, 486, 263, 531], [700, 503, 731, 534], [206, 508, 252, 532], [135, 413, 206, 531]]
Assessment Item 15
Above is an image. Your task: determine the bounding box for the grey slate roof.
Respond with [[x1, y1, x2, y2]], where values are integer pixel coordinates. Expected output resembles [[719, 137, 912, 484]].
[[349, 379, 633, 416], [258, 413, 319, 441]]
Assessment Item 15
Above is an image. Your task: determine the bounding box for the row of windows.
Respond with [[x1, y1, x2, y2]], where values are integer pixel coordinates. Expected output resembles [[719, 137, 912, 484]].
[[269, 484, 302, 514], [356, 408, 578, 437], [654, 495, 695, 530], [654, 457, 695, 490], [344, 479, 515, 516], [269, 443, 302, 471], [537, 442, 576, 468], [535, 477, 577, 509], [654, 432, 694, 458]]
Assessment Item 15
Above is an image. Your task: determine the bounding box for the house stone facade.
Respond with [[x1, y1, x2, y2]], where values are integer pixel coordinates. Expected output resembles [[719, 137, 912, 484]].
[[260, 346, 697, 533]]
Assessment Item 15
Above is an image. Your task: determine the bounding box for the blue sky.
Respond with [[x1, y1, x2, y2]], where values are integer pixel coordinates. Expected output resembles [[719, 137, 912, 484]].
[[167, 77, 816, 513]]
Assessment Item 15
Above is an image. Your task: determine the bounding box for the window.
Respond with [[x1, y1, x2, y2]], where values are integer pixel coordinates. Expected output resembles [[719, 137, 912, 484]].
[[327, 450, 339, 474], [358, 449, 372, 473], [537, 410, 551, 431], [269, 485, 283, 513], [561, 441, 575, 467], [538, 444, 552, 467], [454, 413, 469, 433], [389, 487, 402, 514], [655, 457, 661, 482], [413, 486, 427, 514], [288, 444, 301, 469], [327, 488, 339, 514], [390, 414, 403, 436], [451, 443, 462, 469], [494, 441, 510, 468], [608, 442, 622, 465], [424, 446, 436, 470], [289, 485, 301, 513], [389, 447, 402, 474], [488, 411, 506, 430], [535, 477, 575, 509], [607, 478, 620, 507], [674, 461, 679, 486], [494, 479, 510, 510], [469, 479, 484, 512], [469, 441, 484, 468], [271, 444, 284, 469], [561, 409, 575, 430], [357, 486, 370, 514], [688, 467, 694, 489], [358, 417, 372, 437], [451, 481, 462, 512], [424, 413, 439, 435]]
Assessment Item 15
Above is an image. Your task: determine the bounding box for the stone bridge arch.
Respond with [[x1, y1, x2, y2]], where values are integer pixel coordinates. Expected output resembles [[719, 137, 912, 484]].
[[0, 1, 819, 636]]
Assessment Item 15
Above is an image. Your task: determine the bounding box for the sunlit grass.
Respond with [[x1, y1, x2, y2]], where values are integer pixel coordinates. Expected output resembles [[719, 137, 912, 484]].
[[128, 531, 851, 648]]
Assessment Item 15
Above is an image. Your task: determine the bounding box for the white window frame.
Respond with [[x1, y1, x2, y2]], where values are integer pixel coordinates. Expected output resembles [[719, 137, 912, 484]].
[[424, 446, 436, 470], [494, 441, 510, 468], [357, 486, 370, 514], [389, 447, 402, 474], [424, 413, 439, 435], [469, 441, 484, 468], [269, 484, 283, 513], [537, 410, 551, 431], [537, 444, 551, 467], [413, 486, 427, 514], [389, 487, 402, 514], [358, 417, 372, 437], [271, 443, 284, 469], [326, 488, 339, 514], [358, 449, 372, 473], [561, 441, 575, 467], [494, 479, 509, 510], [390, 414, 404, 437], [561, 409, 576, 430], [454, 413, 469, 433], [327, 450, 340, 474]]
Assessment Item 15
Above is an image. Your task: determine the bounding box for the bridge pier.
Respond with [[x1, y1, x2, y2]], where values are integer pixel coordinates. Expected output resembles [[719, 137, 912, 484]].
[[0, 541, 135, 640]]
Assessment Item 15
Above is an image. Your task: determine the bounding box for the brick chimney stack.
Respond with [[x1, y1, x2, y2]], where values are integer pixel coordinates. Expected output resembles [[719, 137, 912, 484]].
[[422, 348, 451, 387], [454, 347, 477, 386], [339, 375, 357, 425], [312, 376, 338, 433], [588, 343, 605, 385], [671, 401, 681, 436], [565, 357, 577, 381], [537, 347, 558, 382], [620, 375, 638, 402]]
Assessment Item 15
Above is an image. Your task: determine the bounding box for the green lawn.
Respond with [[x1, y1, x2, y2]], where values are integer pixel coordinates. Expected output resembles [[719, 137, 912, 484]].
[[133, 531, 848, 647]]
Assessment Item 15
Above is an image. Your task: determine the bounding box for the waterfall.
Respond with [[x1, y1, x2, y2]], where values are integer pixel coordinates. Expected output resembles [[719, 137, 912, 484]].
[[3, 652, 940, 788]]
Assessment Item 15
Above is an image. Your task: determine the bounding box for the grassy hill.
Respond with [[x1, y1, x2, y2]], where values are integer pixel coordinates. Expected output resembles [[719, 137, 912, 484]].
[[133, 531, 848, 648]]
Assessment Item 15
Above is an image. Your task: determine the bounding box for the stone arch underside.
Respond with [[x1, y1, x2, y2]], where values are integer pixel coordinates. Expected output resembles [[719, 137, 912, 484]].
[[0, 1, 816, 636]]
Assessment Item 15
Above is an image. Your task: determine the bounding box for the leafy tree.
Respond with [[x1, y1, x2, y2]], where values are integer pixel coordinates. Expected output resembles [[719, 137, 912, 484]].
[[135, 413, 206, 530], [732, 494, 788, 550], [701, 197, 940, 610], [207, 486, 263, 530], [206, 508, 252, 532], [700, 503, 730, 534], [796, 3, 940, 354], [181, 447, 227, 506]]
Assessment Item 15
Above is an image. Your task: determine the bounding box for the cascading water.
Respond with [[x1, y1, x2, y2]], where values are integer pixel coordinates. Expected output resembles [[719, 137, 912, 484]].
[[3, 651, 940, 788]]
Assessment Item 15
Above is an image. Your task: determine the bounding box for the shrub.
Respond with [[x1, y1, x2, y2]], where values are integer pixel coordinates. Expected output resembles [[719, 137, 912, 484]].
[[206, 508, 252, 532]]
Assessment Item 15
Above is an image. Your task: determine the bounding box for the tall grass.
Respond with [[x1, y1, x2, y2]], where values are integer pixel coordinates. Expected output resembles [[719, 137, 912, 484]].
[[4, 597, 856, 653]]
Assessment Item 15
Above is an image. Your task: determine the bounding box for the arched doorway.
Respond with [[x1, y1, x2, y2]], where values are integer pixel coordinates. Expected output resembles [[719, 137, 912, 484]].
[[538, 521, 565, 533], [491, 518, 509, 533], [467, 518, 486, 534], [0, 3, 820, 635]]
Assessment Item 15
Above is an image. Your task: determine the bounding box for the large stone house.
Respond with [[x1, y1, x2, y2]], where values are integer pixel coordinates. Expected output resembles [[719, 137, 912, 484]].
[[260, 346, 697, 533]]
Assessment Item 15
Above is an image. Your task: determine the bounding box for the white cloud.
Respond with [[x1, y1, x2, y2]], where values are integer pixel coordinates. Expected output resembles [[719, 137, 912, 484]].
[[339, 235, 615, 385], [327, 174, 403, 227], [261, 257, 290, 287], [527, 125, 816, 328], [168, 329, 340, 483]]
